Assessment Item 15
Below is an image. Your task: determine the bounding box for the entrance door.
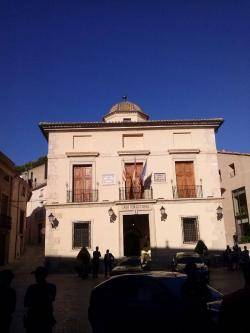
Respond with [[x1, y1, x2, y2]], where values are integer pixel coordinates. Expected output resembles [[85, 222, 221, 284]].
[[123, 214, 150, 256], [125, 163, 143, 199], [175, 161, 196, 198], [73, 165, 92, 202]]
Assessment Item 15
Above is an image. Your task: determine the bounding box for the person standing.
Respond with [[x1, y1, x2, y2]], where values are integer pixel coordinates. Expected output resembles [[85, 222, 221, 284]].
[[76, 246, 90, 279], [104, 250, 115, 277], [241, 246, 250, 283], [0, 270, 16, 333], [92, 246, 101, 278], [24, 266, 56, 333]]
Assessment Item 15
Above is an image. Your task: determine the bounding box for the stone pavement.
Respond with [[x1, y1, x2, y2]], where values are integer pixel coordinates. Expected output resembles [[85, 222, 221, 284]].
[[2, 245, 246, 333]]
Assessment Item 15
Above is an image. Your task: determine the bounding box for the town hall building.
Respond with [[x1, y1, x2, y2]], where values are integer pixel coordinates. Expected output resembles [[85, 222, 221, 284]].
[[40, 99, 227, 269]]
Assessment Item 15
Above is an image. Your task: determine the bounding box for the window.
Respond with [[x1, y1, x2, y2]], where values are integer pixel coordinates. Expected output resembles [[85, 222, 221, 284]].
[[123, 118, 132, 122], [232, 187, 250, 238], [19, 210, 25, 234], [182, 217, 199, 243], [73, 222, 91, 248], [229, 163, 236, 177]]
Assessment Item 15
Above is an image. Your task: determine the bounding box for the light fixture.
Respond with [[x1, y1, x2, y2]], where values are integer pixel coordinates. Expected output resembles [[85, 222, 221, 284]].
[[108, 208, 117, 223], [48, 213, 59, 229], [160, 206, 167, 221], [216, 206, 223, 221]]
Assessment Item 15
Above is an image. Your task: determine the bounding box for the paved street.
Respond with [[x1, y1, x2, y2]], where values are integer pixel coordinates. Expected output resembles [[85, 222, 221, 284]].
[[3, 246, 246, 333]]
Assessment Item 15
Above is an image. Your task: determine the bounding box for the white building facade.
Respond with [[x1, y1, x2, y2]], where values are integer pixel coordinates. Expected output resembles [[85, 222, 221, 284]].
[[40, 100, 227, 268]]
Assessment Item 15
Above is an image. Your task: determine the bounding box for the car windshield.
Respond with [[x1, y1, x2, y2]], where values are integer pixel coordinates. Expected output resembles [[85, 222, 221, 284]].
[[119, 258, 141, 266], [177, 256, 203, 264]]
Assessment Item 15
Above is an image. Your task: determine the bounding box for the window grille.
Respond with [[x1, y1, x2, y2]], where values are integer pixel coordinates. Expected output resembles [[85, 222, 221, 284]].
[[182, 217, 199, 243], [73, 222, 91, 248]]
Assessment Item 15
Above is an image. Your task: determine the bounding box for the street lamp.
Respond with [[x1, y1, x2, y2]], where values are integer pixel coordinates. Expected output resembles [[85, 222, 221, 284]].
[[108, 208, 117, 223], [48, 213, 59, 229], [216, 206, 223, 221], [160, 206, 168, 221]]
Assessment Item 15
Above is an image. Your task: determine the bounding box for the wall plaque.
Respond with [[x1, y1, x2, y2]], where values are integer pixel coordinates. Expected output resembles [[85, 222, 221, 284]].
[[154, 173, 166, 183], [102, 174, 116, 185]]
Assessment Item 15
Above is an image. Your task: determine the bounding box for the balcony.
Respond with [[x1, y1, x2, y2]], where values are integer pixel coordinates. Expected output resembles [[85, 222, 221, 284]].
[[119, 187, 153, 201], [0, 214, 12, 230], [67, 189, 98, 203], [172, 185, 203, 199]]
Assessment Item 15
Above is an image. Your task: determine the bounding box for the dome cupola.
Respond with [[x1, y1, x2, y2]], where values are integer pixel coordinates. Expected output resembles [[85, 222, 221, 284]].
[[103, 96, 149, 122]]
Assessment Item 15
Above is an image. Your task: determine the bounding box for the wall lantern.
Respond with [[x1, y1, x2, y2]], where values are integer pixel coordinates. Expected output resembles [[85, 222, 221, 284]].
[[48, 213, 59, 229], [108, 208, 117, 223], [216, 206, 223, 221], [160, 206, 168, 221]]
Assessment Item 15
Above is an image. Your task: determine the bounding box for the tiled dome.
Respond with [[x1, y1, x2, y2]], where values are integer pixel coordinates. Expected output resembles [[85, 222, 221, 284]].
[[109, 100, 142, 113]]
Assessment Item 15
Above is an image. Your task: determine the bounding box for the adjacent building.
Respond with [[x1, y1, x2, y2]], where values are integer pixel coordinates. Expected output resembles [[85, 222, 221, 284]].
[[40, 99, 227, 269], [24, 163, 47, 245], [218, 151, 250, 246], [0, 151, 31, 265]]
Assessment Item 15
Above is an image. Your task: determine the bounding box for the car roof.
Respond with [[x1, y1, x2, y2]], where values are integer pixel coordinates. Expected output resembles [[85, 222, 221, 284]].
[[175, 252, 200, 258], [94, 271, 187, 289]]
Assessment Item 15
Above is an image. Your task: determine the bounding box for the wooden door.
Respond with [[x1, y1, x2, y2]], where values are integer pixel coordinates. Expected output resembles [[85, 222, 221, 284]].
[[125, 163, 143, 199], [175, 162, 196, 198], [73, 165, 92, 202]]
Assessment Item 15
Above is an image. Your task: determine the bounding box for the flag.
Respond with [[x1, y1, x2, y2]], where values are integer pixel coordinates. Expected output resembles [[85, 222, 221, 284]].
[[144, 173, 152, 189], [140, 160, 147, 184], [122, 163, 126, 182], [132, 158, 137, 183]]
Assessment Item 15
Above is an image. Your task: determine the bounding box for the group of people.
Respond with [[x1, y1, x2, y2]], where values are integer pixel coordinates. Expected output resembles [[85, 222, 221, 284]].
[[223, 244, 249, 273], [0, 266, 56, 333], [76, 246, 115, 279]]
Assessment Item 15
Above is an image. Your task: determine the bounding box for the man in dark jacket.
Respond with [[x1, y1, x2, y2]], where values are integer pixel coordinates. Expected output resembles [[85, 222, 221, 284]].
[[24, 266, 56, 333], [76, 246, 90, 279], [104, 249, 115, 277], [92, 246, 101, 278], [0, 270, 16, 333]]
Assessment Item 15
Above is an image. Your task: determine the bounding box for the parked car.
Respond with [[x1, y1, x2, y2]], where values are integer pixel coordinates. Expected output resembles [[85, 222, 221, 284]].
[[88, 271, 222, 333], [110, 256, 150, 276], [172, 252, 209, 282]]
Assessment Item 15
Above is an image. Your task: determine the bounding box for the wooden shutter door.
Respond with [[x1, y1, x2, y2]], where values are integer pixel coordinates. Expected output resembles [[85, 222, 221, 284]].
[[175, 162, 195, 198], [125, 164, 134, 199], [133, 163, 143, 199], [73, 165, 92, 202], [125, 163, 143, 199], [83, 166, 92, 201]]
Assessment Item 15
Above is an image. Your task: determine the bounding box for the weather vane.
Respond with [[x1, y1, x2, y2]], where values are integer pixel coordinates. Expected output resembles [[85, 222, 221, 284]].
[[122, 95, 127, 101]]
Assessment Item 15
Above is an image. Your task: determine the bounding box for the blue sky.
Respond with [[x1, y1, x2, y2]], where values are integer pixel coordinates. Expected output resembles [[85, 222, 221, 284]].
[[1, 0, 250, 165]]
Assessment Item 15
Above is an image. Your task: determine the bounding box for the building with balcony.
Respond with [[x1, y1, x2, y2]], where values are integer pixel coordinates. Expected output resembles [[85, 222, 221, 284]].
[[218, 151, 250, 246], [40, 99, 227, 268], [0, 151, 31, 265]]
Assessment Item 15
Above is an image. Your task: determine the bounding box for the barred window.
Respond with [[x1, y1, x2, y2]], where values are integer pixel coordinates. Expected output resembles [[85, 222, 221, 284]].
[[73, 222, 91, 248], [182, 217, 199, 243]]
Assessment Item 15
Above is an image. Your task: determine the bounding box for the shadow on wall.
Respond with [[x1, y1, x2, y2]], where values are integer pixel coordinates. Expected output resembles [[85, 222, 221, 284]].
[[26, 206, 46, 245], [44, 246, 225, 273]]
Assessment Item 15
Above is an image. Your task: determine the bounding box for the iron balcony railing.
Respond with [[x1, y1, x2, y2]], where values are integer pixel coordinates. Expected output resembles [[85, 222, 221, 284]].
[[67, 189, 98, 203], [172, 185, 203, 199], [0, 214, 12, 230], [119, 187, 153, 201]]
